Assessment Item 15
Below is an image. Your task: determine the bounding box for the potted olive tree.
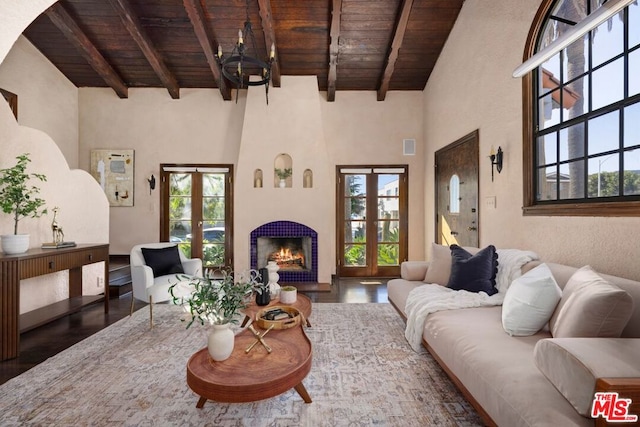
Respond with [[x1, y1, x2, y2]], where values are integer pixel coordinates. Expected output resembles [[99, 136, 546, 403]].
[[0, 153, 47, 254]]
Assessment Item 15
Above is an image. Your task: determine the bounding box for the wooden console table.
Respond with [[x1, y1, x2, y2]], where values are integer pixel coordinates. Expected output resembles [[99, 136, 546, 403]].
[[0, 243, 109, 361]]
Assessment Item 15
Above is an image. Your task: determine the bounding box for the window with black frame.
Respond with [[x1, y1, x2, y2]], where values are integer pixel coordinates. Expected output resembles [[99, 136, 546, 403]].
[[532, 0, 639, 207]]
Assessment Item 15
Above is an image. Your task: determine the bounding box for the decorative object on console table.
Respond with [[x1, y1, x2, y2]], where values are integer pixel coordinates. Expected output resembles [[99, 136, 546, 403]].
[[0, 153, 47, 255], [41, 207, 76, 249], [169, 268, 260, 361], [280, 286, 297, 304]]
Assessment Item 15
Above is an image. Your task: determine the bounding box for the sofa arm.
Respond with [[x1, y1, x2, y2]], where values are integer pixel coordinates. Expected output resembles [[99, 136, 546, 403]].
[[595, 378, 640, 426], [400, 261, 429, 281], [534, 338, 640, 419]]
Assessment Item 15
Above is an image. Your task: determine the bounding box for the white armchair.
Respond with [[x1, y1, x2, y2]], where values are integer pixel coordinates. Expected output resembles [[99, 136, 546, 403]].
[[129, 243, 202, 327]]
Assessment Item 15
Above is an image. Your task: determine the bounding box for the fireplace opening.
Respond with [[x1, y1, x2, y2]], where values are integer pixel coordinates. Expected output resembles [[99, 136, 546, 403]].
[[257, 237, 312, 272]]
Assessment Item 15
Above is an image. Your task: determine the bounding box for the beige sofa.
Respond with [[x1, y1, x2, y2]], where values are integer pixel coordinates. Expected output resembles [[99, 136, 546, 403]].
[[388, 255, 640, 426]]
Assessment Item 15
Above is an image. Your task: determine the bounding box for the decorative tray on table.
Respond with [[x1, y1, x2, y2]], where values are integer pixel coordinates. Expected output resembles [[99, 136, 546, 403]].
[[255, 306, 303, 330]]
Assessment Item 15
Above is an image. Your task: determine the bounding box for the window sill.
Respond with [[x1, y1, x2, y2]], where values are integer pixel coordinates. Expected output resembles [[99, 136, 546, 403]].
[[523, 201, 640, 217]]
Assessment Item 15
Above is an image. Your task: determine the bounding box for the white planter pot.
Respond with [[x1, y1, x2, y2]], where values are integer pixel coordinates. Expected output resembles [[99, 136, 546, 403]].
[[207, 323, 235, 361], [280, 288, 297, 304], [1, 234, 30, 254]]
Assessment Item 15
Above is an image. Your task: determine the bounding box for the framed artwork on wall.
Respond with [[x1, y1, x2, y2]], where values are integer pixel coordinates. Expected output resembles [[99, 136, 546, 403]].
[[90, 149, 134, 207]]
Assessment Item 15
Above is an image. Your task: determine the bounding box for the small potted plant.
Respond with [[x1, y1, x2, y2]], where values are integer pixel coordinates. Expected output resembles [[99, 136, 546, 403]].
[[280, 285, 297, 304], [169, 269, 260, 361], [275, 168, 292, 188], [0, 153, 47, 254]]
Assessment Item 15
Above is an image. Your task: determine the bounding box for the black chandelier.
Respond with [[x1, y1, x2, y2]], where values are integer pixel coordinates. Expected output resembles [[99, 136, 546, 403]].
[[215, 1, 275, 104]]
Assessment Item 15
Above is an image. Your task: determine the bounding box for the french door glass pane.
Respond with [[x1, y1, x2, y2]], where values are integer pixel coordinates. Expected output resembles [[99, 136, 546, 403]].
[[169, 173, 192, 254], [345, 221, 366, 243], [344, 244, 366, 266], [377, 244, 399, 266], [202, 173, 225, 267]]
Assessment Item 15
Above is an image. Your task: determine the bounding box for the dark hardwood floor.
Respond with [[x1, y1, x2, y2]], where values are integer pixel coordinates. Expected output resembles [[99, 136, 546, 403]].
[[0, 278, 388, 385]]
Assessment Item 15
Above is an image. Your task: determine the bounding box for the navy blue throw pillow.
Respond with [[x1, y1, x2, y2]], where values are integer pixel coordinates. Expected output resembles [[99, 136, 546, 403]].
[[447, 245, 499, 295], [141, 245, 185, 278]]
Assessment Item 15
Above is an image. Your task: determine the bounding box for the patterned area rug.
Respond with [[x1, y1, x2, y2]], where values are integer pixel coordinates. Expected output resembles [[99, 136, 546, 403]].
[[0, 303, 482, 426]]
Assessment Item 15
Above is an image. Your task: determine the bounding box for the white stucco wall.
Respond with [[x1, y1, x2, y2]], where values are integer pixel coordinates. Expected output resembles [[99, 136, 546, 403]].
[[79, 79, 425, 278], [78, 87, 246, 255], [423, 0, 640, 280], [0, 36, 79, 168], [320, 90, 425, 262], [0, 0, 109, 313]]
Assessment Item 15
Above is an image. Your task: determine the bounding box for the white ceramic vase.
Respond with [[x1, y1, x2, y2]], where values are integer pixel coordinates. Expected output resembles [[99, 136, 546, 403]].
[[1, 234, 30, 255], [267, 261, 281, 297], [207, 323, 235, 361], [279, 179, 286, 188]]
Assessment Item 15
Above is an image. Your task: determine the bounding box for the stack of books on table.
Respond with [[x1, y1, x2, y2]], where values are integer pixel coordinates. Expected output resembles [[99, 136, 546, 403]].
[[41, 241, 76, 249]]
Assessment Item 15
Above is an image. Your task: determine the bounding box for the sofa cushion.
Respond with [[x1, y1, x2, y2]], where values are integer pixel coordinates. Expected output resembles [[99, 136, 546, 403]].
[[447, 245, 498, 295], [534, 338, 640, 417], [502, 263, 562, 336], [550, 266, 633, 338], [423, 307, 590, 426], [141, 245, 185, 278]]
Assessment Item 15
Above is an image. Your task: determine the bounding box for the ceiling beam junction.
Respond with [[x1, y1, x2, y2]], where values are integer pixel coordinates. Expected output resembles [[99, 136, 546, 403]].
[[45, 3, 129, 99], [108, 0, 180, 99], [327, 0, 343, 102], [257, 0, 281, 88], [182, 0, 231, 101], [377, 0, 414, 101]]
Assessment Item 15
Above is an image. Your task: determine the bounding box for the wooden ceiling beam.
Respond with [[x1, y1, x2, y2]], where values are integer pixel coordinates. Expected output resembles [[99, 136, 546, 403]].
[[377, 0, 414, 101], [327, 0, 343, 102], [182, 0, 231, 101], [108, 0, 180, 99], [257, 0, 281, 87], [45, 3, 129, 99]]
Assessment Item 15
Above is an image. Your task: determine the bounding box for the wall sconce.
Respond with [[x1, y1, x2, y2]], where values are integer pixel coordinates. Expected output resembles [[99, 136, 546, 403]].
[[147, 174, 156, 194], [489, 146, 503, 182]]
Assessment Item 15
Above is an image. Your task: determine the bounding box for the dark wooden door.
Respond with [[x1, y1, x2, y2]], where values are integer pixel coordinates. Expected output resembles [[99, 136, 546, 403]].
[[435, 131, 479, 247]]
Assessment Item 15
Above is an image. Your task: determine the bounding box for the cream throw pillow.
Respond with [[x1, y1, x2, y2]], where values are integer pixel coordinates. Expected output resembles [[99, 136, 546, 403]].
[[549, 265, 633, 338], [423, 243, 452, 285], [424, 243, 480, 286], [502, 263, 561, 336]]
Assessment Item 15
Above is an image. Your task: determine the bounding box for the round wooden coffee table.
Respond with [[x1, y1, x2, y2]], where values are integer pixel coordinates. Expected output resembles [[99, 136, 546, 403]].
[[186, 301, 313, 407]]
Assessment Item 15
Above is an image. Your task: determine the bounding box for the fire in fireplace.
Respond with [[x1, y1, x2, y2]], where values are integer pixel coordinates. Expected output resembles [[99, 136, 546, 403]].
[[250, 221, 318, 283], [258, 237, 311, 271]]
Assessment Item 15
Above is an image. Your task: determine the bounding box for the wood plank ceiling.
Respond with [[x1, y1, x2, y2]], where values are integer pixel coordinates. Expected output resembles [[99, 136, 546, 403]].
[[22, 0, 463, 102]]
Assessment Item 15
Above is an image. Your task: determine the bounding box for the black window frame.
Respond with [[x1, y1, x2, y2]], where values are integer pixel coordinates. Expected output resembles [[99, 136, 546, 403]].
[[522, 0, 640, 216]]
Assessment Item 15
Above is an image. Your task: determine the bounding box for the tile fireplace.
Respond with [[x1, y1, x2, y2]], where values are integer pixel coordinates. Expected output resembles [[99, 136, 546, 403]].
[[250, 221, 318, 283]]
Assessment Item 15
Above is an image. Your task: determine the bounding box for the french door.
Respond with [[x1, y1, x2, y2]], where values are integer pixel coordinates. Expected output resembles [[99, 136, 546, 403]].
[[336, 166, 408, 277], [160, 164, 234, 270]]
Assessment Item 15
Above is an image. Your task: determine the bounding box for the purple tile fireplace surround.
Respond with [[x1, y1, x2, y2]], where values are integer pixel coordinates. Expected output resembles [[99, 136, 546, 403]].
[[250, 221, 318, 283]]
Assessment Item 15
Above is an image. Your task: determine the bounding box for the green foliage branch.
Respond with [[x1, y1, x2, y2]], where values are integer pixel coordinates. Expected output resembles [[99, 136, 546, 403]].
[[0, 153, 47, 235]]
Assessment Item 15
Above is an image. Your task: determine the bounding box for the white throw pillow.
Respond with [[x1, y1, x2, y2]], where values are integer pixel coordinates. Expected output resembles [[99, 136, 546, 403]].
[[502, 263, 562, 336]]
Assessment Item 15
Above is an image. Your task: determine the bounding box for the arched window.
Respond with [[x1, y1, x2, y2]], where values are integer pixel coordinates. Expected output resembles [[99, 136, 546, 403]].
[[523, 0, 640, 216], [450, 174, 460, 214]]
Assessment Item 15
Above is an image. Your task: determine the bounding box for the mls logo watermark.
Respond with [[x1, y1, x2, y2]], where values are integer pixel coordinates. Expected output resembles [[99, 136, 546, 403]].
[[591, 392, 638, 423]]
